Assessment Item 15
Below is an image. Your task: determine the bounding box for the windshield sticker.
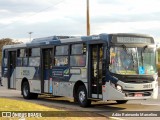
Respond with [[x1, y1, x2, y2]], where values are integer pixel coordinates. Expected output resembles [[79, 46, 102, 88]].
[[139, 66, 145, 74], [111, 52, 116, 56]]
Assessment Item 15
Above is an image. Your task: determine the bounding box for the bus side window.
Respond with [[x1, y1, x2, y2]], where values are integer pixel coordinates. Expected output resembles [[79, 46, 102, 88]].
[[22, 49, 28, 66], [20, 49, 25, 57], [31, 48, 40, 57], [29, 48, 40, 67], [3, 50, 8, 67], [17, 49, 20, 57], [54, 45, 69, 66], [17, 49, 26, 66], [70, 44, 86, 67]]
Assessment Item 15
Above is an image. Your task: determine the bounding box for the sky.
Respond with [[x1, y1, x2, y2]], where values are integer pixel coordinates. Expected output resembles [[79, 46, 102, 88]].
[[0, 0, 160, 43]]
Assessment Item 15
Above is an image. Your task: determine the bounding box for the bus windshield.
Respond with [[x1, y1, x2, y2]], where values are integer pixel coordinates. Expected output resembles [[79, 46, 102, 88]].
[[109, 46, 157, 75]]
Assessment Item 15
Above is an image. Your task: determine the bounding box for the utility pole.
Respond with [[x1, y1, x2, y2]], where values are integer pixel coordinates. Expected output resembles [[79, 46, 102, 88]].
[[28, 32, 33, 41], [86, 0, 90, 36]]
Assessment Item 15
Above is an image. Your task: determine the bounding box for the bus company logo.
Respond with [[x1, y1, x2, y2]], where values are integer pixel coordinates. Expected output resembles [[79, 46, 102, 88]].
[[52, 70, 63, 76], [22, 70, 30, 76], [124, 86, 134, 89], [2, 112, 11, 117], [63, 69, 69, 75]]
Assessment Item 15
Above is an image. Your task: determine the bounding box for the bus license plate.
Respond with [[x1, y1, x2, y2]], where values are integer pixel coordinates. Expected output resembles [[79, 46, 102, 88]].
[[134, 93, 143, 97]]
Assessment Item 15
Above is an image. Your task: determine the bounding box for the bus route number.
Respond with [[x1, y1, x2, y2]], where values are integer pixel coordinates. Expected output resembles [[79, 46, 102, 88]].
[[143, 84, 152, 89]]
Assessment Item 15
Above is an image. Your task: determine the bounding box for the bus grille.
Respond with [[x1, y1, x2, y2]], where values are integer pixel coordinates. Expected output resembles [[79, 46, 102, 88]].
[[123, 89, 153, 97], [124, 79, 153, 84]]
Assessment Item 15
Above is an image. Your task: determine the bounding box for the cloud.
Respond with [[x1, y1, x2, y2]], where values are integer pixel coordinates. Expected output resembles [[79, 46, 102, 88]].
[[0, 0, 52, 13], [0, 0, 160, 41], [0, 0, 62, 25]]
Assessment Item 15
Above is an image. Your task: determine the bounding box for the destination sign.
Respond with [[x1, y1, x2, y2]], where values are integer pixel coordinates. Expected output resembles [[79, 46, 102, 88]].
[[117, 37, 152, 44]]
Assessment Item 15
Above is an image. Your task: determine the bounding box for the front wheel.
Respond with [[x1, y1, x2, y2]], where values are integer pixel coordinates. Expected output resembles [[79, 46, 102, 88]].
[[116, 100, 128, 104], [77, 85, 91, 107]]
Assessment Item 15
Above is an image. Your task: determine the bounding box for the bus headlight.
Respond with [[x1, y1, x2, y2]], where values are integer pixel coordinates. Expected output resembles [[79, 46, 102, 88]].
[[116, 85, 122, 92], [110, 82, 123, 92]]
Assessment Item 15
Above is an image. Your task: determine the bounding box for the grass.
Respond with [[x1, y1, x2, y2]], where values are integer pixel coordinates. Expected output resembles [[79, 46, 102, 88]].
[[0, 98, 108, 120], [0, 98, 55, 111]]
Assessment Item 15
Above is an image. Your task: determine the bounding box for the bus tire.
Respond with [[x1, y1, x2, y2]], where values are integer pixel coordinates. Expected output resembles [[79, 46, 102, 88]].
[[77, 85, 91, 107], [22, 81, 32, 99], [116, 100, 128, 104]]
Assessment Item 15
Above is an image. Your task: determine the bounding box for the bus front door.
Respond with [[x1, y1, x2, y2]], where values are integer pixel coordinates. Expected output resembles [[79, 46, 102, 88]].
[[8, 51, 16, 89], [89, 44, 103, 98], [42, 48, 53, 93]]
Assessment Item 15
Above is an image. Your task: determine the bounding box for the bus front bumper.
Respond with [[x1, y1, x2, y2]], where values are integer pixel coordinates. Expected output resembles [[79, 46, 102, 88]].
[[102, 82, 158, 101]]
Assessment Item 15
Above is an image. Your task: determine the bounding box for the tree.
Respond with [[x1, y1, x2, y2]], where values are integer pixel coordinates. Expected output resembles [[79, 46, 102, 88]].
[[0, 38, 22, 65]]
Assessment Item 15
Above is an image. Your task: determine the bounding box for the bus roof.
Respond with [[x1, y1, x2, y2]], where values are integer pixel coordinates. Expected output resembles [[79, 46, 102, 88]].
[[2, 33, 154, 50], [26, 34, 108, 47], [2, 43, 26, 49]]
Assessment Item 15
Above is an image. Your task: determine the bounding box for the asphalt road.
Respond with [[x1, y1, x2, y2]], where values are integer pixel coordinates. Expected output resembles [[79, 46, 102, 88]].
[[0, 85, 160, 120]]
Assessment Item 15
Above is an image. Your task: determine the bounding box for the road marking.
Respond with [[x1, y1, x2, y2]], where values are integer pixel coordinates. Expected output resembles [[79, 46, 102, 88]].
[[141, 103, 160, 106]]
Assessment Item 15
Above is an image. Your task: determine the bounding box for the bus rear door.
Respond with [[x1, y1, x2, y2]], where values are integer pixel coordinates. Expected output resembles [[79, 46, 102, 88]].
[[8, 51, 16, 89], [42, 48, 53, 93]]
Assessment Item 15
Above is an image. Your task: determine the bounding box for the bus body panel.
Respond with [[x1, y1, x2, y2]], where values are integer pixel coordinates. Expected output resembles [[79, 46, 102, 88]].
[[152, 81, 158, 99], [10, 69, 16, 88], [102, 80, 158, 101], [16, 79, 22, 91], [117, 80, 155, 91], [29, 80, 41, 93], [52, 81, 74, 97], [44, 79, 50, 93], [16, 67, 36, 80]]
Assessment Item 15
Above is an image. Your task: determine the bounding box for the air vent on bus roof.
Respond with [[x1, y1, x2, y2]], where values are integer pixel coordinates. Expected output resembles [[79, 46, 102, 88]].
[[31, 36, 74, 43]]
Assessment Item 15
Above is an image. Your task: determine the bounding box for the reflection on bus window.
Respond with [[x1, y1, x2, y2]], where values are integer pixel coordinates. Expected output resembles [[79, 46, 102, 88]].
[[23, 58, 28, 66], [20, 49, 26, 57], [17, 58, 22, 66], [71, 44, 83, 55], [55, 45, 68, 55], [3, 58, 8, 67], [70, 55, 86, 66], [54, 56, 68, 66], [29, 57, 40, 66], [31, 48, 40, 57]]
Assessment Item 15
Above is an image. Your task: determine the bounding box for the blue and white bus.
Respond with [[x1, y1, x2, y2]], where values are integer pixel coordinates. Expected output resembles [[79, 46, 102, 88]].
[[1, 33, 158, 107]]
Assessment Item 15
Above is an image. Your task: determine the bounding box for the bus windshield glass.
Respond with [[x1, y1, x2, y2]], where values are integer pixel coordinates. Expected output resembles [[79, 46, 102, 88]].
[[109, 46, 157, 75]]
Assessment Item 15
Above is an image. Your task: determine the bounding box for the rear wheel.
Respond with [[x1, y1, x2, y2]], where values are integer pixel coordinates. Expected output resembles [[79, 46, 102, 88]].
[[77, 85, 91, 107], [22, 81, 38, 99], [116, 100, 128, 104], [22, 81, 32, 99]]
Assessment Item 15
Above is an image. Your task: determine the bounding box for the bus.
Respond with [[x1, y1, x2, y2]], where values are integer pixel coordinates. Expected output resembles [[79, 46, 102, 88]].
[[1, 33, 158, 107]]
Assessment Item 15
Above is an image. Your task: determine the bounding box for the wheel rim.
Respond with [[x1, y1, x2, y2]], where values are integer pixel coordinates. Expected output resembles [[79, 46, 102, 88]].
[[79, 91, 85, 103], [23, 84, 29, 97]]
